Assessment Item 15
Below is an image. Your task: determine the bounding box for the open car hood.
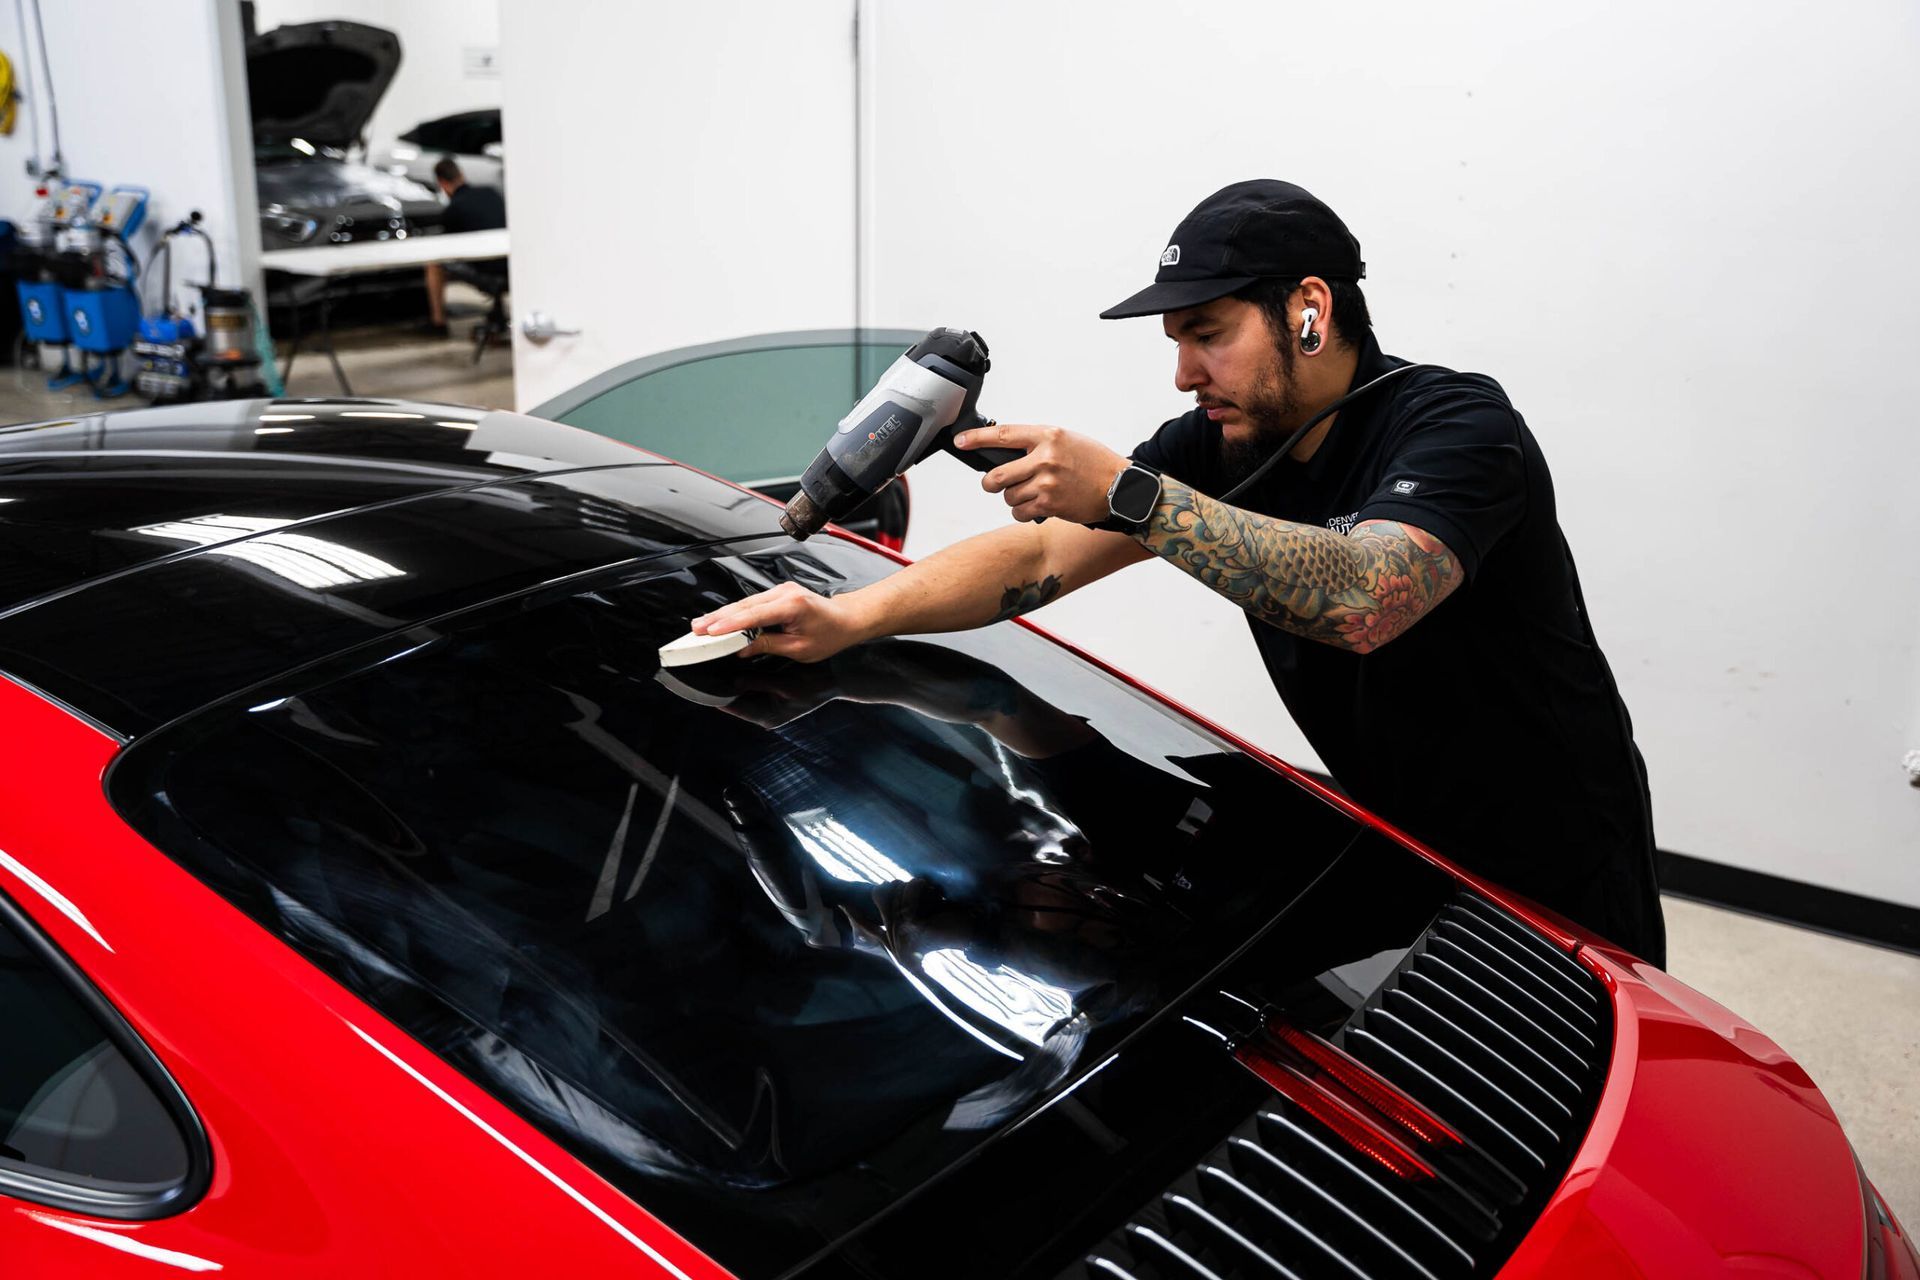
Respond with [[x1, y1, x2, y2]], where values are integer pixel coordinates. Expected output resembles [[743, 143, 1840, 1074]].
[[247, 20, 400, 148]]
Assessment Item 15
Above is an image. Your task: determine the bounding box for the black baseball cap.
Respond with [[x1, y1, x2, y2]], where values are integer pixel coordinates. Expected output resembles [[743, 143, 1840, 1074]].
[[1099, 179, 1366, 320]]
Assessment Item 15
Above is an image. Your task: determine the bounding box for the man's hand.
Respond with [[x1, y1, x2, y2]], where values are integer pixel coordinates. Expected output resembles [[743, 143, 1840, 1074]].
[[956, 423, 1129, 525], [690, 582, 870, 663]]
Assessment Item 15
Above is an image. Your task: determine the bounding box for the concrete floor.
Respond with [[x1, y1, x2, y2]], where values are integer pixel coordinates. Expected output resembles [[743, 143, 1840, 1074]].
[[1663, 896, 1920, 1222], [275, 283, 515, 409], [0, 316, 1915, 1229]]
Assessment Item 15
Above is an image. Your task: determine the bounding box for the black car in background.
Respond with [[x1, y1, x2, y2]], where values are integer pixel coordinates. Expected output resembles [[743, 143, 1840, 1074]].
[[247, 20, 443, 252], [375, 108, 505, 193]]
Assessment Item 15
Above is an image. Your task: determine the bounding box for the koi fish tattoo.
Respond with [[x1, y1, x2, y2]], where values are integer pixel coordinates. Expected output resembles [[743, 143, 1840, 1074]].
[[1139, 478, 1462, 652]]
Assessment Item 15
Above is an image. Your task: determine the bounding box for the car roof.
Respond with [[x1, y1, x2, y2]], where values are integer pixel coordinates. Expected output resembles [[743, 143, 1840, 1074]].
[[0, 398, 793, 738]]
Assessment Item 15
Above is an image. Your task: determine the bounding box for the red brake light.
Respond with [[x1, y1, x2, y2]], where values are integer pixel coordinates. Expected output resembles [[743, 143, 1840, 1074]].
[[1267, 1021, 1463, 1149], [1231, 1040, 1436, 1181]]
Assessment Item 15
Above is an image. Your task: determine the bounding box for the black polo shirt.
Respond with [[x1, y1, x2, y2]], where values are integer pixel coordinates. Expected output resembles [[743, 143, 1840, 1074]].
[[1129, 333, 1665, 964], [443, 183, 507, 234]]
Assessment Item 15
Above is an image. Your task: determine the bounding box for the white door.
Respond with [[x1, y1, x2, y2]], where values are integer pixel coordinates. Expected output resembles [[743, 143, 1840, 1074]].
[[498, 0, 857, 411]]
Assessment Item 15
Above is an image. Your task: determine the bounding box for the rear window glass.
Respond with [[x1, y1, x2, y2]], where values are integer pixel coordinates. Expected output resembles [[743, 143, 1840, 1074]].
[[108, 537, 1360, 1275], [0, 896, 196, 1211]]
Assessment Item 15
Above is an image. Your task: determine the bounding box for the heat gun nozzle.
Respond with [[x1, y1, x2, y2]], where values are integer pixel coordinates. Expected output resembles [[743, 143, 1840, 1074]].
[[779, 490, 825, 541]]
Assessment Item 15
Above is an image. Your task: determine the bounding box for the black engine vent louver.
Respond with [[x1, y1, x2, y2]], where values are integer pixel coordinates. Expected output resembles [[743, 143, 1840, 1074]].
[[1072, 893, 1611, 1279]]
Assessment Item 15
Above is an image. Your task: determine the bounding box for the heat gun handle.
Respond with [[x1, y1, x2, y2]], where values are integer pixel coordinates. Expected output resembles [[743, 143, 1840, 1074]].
[[947, 442, 1024, 472], [938, 431, 1048, 524]]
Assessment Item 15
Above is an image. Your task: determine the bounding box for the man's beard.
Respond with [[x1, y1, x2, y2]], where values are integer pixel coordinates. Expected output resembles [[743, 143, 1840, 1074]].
[[1218, 339, 1305, 487]]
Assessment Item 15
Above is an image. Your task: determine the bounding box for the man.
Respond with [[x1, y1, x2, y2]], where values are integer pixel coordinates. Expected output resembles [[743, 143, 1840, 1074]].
[[691, 180, 1666, 965], [422, 157, 507, 337]]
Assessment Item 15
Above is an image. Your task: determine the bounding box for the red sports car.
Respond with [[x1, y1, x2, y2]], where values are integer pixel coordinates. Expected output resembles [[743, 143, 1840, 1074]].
[[0, 399, 1910, 1278]]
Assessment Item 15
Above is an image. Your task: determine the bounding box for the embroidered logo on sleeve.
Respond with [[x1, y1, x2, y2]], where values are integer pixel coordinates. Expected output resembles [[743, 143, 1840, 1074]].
[[1391, 480, 1419, 495]]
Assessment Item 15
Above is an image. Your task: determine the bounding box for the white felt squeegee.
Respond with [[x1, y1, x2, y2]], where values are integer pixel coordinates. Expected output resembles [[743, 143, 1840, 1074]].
[[657, 628, 756, 668]]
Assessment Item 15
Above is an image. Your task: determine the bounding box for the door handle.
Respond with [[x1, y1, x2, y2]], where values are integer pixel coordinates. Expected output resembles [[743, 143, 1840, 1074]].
[[520, 311, 581, 343]]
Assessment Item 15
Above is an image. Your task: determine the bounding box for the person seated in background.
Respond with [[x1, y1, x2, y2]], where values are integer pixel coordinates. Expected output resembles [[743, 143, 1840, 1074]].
[[422, 157, 508, 337]]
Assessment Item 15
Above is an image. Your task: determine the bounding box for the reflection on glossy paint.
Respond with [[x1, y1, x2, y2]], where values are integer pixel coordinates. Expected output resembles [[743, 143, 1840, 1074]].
[[1036, 1050, 1120, 1112], [989, 741, 1075, 863], [879, 949, 1025, 1062], [27, 1212, 221, 1271], [0, 846, 112, 953], [132, 515, 405, 590], [341, 1020, 696, 1280], [922, 948, 1074, 1048], [785, 807, 911, 885]]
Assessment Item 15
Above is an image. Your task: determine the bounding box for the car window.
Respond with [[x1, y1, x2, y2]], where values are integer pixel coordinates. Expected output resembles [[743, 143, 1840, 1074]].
[[551, 341, 905, 484], [457, 116, 499, 155], [407, 117, 457, 151], [401, 113, 499, 158], [0, 894, 198, 1214], [108, 533, 1362, 1276]]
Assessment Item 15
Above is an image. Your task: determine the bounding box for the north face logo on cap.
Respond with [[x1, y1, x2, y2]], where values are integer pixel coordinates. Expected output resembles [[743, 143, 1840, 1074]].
[[1160, 244, 1181, 267]]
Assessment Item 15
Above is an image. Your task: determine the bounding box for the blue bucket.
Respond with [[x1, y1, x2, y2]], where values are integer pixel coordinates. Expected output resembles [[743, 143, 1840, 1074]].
[[66, 286, 141, 354], [17, 280, 69, 344]]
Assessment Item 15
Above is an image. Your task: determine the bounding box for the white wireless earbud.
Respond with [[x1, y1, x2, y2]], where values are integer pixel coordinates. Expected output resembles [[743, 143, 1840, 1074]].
[[1299, 307, 1322, 354]]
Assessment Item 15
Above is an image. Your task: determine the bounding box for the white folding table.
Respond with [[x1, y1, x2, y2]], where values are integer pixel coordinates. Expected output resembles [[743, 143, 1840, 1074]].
[[260, 228, 511, 394]]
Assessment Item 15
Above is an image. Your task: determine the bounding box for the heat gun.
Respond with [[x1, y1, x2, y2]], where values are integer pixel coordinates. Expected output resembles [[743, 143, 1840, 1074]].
[[780, 327, 1027, 540]]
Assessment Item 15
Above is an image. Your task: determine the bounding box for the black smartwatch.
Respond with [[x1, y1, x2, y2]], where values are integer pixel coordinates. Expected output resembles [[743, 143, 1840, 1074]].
[[1091, 461, 1162, 534]]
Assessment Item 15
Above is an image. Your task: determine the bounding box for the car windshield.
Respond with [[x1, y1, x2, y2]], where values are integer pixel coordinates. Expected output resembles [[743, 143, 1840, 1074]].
[[548, 340, 906, 485], [109, 535, 1362, 1276]]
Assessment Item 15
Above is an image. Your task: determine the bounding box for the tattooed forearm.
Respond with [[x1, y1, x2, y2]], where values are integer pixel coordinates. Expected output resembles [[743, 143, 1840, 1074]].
[[1137, 478, 1462, 652], [989, 574, 1064, 623]]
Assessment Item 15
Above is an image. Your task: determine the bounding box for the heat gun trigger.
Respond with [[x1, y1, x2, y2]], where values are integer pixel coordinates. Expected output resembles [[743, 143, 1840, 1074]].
[[940, 416, 1021, 472], [941, 417, 1047, 522]]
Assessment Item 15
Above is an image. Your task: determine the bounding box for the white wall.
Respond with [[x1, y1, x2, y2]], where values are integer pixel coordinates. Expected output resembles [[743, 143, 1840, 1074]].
[[499, 0, 856, 410], [860, 1, 1920, 908], [248, 0, 502, 154], [0, 0, 260, 326]]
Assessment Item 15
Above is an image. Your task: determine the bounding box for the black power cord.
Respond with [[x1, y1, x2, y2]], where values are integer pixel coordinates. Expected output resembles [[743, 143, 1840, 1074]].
[[1219, 362, 1442, 505]]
